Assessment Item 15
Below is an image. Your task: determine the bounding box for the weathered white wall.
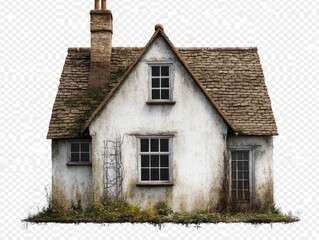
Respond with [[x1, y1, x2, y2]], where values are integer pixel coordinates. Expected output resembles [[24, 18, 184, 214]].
[[227, 135, 274, 208], [89, 36, 228, 211], [51, 140, 93, 209]]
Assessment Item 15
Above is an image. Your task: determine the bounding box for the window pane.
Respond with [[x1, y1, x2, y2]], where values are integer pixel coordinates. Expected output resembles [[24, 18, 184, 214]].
[[161, 78, 169, 88], [151, 169, 159, 180], [238, 191, 243, 200], [152, 89, 160, 99], [231, 161, 236, 170], [160, 155, 169, 167], [231, 180, 237, 190], [152, 78, 160, 88], [81, 143, 90, 152], [160, 169, 169, 181], [231, 152, 237, 160], [152, 66, 160, 76], [141, 169, 149, 181], [151, 139, 159, 152], [244, 171, 249, 180], [71, 143, 79, 152], [243, 151, 249, 160], [244, 180, 249, 190], [161, 66, 169, 76], [238, 161, 243, 171], [151, 155, 159, 167], [141, 139, 149, 152], [71, 153, 80, 162], [81, 153, 90, 162], [231, 171, 236, 180], [161, 89, 170, 99], [238, 180, 243, 190], [243, 161, 249, 171], [160, 139, 169, 152], [141, 155, 149, 167]]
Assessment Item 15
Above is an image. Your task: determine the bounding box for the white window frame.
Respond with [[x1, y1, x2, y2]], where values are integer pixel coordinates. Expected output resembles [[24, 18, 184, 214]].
[[228, 147, 255, 206], [137, 136, 173, 184], [67, 140, 92, 164], [148, 63, 173, 101]]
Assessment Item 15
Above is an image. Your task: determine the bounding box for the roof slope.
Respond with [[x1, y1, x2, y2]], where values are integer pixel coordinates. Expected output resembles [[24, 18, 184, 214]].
[[179, 48, 277, 135], [47, 46, 277, 139], [47, 47, 141, 139]]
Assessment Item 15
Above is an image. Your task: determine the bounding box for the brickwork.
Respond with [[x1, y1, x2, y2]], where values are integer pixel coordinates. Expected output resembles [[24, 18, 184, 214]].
[[89, 10, 113, 88]]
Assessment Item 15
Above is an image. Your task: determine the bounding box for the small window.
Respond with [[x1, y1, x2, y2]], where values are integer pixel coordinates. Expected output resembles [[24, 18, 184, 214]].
[[69, 141, 91, 163], [139, 137, 172, 182], [150, 65, 171, 101]]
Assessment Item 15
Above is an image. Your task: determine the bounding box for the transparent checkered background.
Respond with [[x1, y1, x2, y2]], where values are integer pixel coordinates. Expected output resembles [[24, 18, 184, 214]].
[[0, 0, 318, 239]]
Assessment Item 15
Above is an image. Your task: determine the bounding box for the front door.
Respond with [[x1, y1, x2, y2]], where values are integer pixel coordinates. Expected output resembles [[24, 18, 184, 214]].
[[229, 149, 253, 210]]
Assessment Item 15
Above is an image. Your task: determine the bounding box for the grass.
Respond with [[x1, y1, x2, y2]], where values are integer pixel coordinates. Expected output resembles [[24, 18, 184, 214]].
[[24, 199, 299, 226]]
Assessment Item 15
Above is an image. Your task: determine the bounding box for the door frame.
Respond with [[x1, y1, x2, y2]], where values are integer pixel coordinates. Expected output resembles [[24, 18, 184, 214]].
[[227, 147, 255, 209]]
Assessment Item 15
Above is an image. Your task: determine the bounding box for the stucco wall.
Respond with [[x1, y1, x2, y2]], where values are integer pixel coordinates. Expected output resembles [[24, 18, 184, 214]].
[[51, 140, 93, 209], [227, 135, 274, 209], [89, 36, 228, 211]]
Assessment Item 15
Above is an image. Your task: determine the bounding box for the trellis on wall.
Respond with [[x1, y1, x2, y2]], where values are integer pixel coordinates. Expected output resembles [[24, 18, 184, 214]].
[[102, 136, 124, 200]]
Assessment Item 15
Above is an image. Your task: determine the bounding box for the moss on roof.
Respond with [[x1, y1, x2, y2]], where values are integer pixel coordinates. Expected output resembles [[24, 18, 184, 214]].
[[47, 46, 277, 139]]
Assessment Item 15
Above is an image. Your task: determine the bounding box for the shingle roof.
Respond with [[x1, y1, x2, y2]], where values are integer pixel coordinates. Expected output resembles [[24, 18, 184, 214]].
[[47, 47, 141, 139], [47, 42, 277, 139], [179, 48, 277, 135]]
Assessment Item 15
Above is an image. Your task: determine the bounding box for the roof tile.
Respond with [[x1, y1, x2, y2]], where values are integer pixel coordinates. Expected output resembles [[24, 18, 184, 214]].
[[47, 47, 277, 139]]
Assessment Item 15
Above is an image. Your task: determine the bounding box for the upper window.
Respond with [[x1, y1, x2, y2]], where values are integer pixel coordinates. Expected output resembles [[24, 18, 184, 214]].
[[150, 65, 171, 100], [139, 137, 172, 182], [68, 141, 91, 163]]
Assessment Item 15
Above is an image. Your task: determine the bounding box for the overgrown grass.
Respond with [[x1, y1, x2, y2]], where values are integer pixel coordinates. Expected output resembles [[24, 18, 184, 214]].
[[25, 199, 298, 226]]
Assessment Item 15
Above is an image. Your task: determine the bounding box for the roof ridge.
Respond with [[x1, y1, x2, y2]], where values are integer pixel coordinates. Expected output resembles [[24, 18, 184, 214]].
[[177, 47, 258, 51], [67, 47, 258, 53]]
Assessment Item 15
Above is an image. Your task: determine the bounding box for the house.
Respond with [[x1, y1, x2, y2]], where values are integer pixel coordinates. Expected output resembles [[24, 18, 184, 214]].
[[47, 0, 278, 212]]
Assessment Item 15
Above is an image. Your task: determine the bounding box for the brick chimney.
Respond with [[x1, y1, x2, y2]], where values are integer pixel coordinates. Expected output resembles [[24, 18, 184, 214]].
[[89, 0, 113, 88]]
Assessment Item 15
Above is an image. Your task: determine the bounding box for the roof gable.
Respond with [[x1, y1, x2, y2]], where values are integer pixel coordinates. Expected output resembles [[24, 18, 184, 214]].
[[81, 28, 235, 133], [47, 31, 277, 139]]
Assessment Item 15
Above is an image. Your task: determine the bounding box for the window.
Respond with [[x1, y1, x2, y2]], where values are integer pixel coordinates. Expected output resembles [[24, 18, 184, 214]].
[[68, 141, 91, 163], [150, 65, 171, 100], [230, 150, 253, 203], [139, 137, 172, 182]]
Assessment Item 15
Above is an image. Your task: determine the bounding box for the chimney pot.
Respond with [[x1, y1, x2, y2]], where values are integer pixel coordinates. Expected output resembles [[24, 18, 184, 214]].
[[95, 0, 100, 10], [102, 0, 107, 10]]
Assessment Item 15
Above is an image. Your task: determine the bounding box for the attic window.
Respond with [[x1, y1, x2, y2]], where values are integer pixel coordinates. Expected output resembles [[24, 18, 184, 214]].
[[138, 137, 172, 183], [149, 65, 172, 101]]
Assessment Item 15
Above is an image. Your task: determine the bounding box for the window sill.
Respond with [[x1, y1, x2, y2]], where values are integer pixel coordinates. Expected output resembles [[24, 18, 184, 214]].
[[146, 101, 176, 105], [66, 162, 92, 166], [136, 182, 174, 187]]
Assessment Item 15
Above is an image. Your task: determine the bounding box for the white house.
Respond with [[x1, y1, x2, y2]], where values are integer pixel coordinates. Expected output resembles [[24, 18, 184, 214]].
[[47, 0, 278, 212]]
